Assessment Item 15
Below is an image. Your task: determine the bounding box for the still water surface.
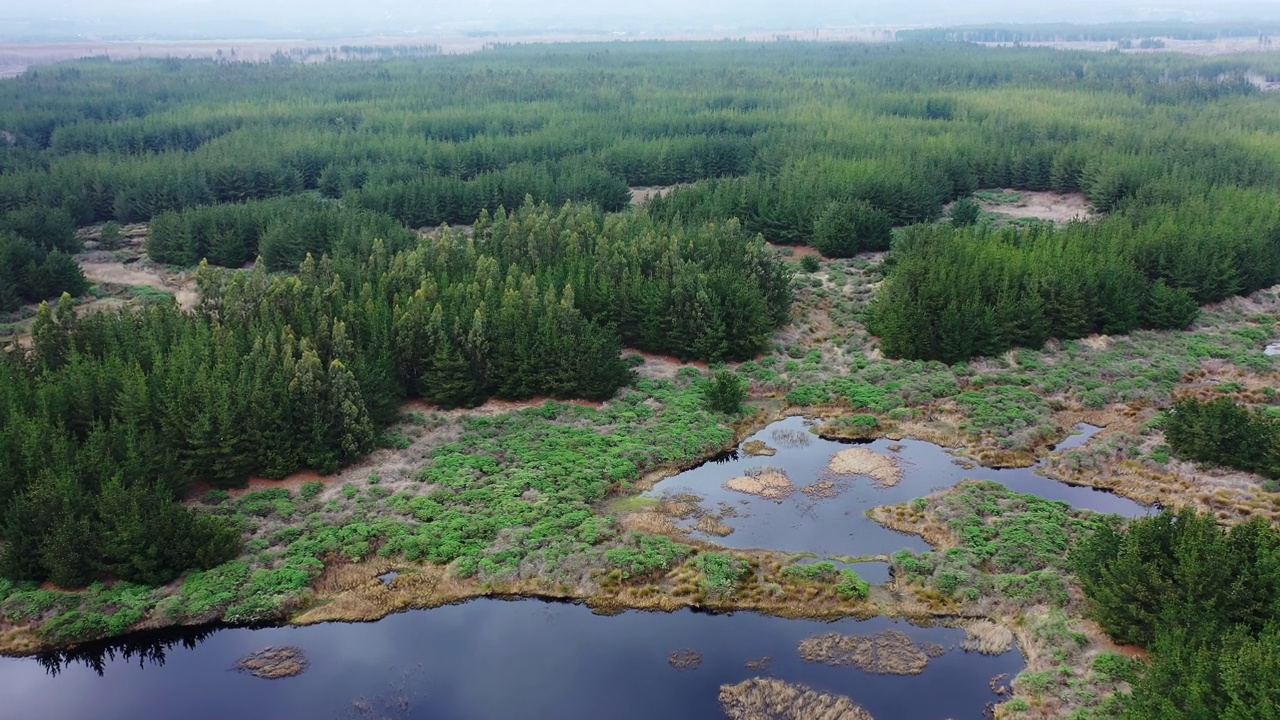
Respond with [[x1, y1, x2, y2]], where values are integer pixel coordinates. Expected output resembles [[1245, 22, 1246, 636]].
[[2, 600, 1021, 720], [2, 416, 1147, 719], [646, 416, 1150, 557]]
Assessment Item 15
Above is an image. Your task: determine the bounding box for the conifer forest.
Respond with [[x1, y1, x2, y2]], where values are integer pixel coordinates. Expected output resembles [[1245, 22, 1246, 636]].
[[2, 39, 1280, 719]]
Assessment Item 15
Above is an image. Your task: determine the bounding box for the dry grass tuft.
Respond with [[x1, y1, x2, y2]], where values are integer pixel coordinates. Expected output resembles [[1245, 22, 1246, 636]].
[[726, 468, 795, 500], [669, 648, 704, 669], [720, 678, 874, 720], [619, 510, 687, 536], [234, 646, 310, 679], [742, 440, 778, 456], [962, 620, 1015, 655], [745, 656, 773, 671], [771, 427, 813, 448], [827, 449, 903, 487], [797, 630, 929, 675], [921, 642, 947, 658], [695, 515, 735, 536], [801, 480, 842, 499]]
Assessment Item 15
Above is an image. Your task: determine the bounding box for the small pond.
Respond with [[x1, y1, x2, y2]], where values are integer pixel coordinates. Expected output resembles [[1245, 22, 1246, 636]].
[[1, 599, 1021, 720], [646, 416, 1151, 558]]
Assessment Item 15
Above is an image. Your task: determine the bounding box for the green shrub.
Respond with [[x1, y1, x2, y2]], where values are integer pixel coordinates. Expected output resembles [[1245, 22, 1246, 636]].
[[836, 569, 870, 599], [604, 533, 694, 579], [696, 552, 749, 597]]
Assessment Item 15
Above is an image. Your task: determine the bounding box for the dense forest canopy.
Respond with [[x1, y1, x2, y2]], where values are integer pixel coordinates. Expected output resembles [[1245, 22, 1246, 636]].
[[1073, 510, 1280, 719], [3, 41, 1280, 605], [897, 21, 1280, 43]]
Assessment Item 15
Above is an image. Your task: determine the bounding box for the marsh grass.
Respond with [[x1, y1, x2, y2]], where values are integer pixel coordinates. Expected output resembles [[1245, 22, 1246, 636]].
[[963, 620, 1016, 655], [234, 646, 310, 679], [742, 440, 778, 456], [797, 631, 929, 675], [725, 468, 795, 500], [719, 678, 874, 720], [668, 648, 703, 670], [694, 515, 735, 537], [827, 448, 903, 487]]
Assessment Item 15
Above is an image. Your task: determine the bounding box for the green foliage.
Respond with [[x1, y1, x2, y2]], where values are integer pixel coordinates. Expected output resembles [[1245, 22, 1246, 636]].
[[812, 199, 893, 258], [381, 384, 732, 577], [835, 569, 870, 600], [1163, 397, 1280, 478], [703, 370, 748, 415], [781, 560, 839, 581], [0, 233, 88, 311], [1092, 652, 1141, 685], [799, 255, 821, 272], [1073, 509, 1280, 719], [695, 552, 749, 597], [299, 481, 324, 500], [604, 533, 693, 579], [956, 385, 1051, 439], [950, 197, 982, 227]]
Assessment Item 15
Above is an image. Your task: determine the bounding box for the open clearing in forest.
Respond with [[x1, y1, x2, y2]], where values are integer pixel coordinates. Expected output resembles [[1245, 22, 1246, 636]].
[[629, 185, 688, 206], [974, 189, 1093, 225], [74, 226, 201, 310]]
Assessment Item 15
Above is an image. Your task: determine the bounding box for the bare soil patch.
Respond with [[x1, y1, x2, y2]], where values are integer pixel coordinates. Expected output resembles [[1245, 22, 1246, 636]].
[[720, 678, 874, 720], [768, 242, 823, 260], [629, 349, 709, 381], [975, 189, 1093, 226], [629, 185, 690, 206]]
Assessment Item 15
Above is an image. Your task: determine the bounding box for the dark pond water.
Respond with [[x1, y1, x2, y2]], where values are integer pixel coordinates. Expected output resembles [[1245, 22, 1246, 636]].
[[647, 416, 1151, 559], [1, 600, 1021, 720]]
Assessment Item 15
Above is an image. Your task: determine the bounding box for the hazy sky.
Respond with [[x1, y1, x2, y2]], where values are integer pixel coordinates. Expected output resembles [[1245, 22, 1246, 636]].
[[6, 0, 1280, 40]]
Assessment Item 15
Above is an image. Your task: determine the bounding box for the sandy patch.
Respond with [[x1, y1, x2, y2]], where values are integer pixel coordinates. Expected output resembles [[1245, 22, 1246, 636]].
[[828, 448, 903, 487], [78, 259, 200, 311], [767, 241, 824, 260], [720, 678, 874, 720], [975, 190, 1093, 226], [626, 348, 709, 381], [725, 469, 795, 500], [629, 185, 690, 206]]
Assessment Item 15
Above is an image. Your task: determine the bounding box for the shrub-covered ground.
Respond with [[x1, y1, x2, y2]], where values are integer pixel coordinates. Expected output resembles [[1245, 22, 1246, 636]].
[[5, 219, 1280, 717]]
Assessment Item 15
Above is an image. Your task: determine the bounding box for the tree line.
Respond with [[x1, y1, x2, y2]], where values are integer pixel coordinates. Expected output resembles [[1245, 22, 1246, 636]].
[[867, 185, 1280, 362], [0, 199, 790, 587], [1163, 397, 1280, 479], [1072, 509, 1280, 718]]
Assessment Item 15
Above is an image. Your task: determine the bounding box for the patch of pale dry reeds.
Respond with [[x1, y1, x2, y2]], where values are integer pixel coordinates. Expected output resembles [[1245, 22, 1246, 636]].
[[742, 440, 778, 457], [771, 427, 813, 448], [695, 515, 735, 536], [962, 620, 1015, 655], [726, 467, 795, 500], [797, 630, 929, 675], [719, 678, 874, 720], [827, 449, 903, 487]]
